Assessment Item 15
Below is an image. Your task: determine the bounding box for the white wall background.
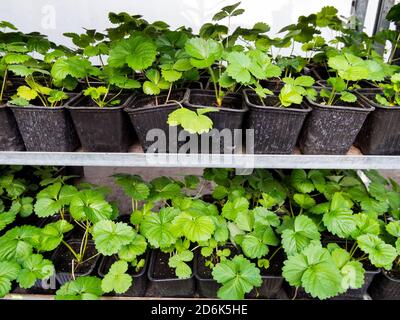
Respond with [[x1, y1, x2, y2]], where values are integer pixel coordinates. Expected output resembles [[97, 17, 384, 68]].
[[0, 0, 383, 48]]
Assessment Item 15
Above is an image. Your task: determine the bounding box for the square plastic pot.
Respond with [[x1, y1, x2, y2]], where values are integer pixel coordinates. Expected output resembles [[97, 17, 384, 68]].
[[184, 89, 247, 154], [368, 270, 400, 300], [52, 240, 100, 286], [8, 99, 80, 152], [355, 90, 400, 155], [243, 89, 311, 154], [125, 89, 190, 153], [0, 104, 25, 151], [298, 96, 374, 154], [147, 250, 195, 297], [98, 251, 150, 297], [66, 93, 136, 152]]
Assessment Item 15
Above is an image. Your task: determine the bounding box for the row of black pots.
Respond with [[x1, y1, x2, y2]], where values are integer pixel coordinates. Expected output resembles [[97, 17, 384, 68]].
[[0, 86, 399, 155]]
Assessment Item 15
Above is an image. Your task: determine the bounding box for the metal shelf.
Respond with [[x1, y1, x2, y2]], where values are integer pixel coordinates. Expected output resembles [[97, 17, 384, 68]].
[[0, 146, 399, 169]]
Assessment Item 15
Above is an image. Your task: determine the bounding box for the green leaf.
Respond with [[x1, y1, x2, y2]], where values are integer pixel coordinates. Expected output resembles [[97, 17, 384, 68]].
[[141, 208, 180, 249], [282, 215, 320, 256], [323, 192, 356, 238], [357, 234, 397, 270], [386, 220, 400, 237], [101, 261, 132, 294], [340, 92, 357, 103], [70, 190, 112, 223], [172, 212, 215, 242], [0, 211, 17, 232], [37, 220, 74, 252], [92, 221, 135, 256], [118, 233, 147, 262], [108, 34, 157, 70], [226, 51, 252, 83], [0, 226, 41, 260], [55, 276, 103, 300], [168, 250, 194, 279], [241, 234, 268, 259], [185, 38, 223, 68], [212, 255, 262, 300], [294, 76, 315, 87], [222, 197, 249, 221], [17, 86, 37, 101], [293, 194, 316, 209], [161, 69, 182, 82], [17, 254, 54, 289], [291, 170, 315, 193], [0, 261, 20, 298], [168, 107, 214, 134], [282, 242, 343, 300], [114, 174, 150, 201]]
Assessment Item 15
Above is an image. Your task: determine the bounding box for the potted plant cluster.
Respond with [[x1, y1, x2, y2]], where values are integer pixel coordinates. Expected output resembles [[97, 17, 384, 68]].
[[1, 3, 400, 154], [0, 165, 399, 300]]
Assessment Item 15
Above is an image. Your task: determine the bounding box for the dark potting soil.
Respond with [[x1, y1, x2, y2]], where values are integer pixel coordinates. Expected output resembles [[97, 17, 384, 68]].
[[247, 93, 280, 107], [387, 269, 400, 280], [197, 246, 241, 279], [259, 249, 285, 277], [54, 241, 98, 274], [315, 97, 362, 108], [189, 94, 239, 110], [152, 251, 191, 279]]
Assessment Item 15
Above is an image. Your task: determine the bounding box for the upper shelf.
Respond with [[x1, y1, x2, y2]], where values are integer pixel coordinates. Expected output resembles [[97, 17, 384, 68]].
[[0, 146, 399, 169]]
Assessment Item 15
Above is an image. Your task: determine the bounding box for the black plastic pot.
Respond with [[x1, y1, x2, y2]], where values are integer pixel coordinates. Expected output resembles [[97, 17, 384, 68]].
[[52, 240, 100, 286], [243, 89, 311, 154], [98, 252, 149, 297], [66, 93, 136, 152], [8, 100, 80, 152], [147, 250, 195, 297], [125, 89, 190, 153], [369, 270, 400, 300], [354, 91, 400, 155], [298, 95, 374, 154], [0, 105, 25, 151], [194, 244, 239, 298], [185, 89, 247, 154]]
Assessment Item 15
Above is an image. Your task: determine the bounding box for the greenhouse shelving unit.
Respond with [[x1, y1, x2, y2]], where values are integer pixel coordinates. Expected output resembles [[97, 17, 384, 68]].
[[0, 146, 399, 170]]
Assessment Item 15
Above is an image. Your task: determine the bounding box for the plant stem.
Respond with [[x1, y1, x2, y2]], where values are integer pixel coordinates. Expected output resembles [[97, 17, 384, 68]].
[[166, 83, 173, 104], [0, 68, 8, 103], [208, 66, 221, 107], [389, 32, 400, 64], [62, 240, 80, 262], [269, 246, 282, 262]]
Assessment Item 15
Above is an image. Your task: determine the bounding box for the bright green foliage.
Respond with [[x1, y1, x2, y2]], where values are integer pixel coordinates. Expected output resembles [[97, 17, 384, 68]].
[[168, 107, 215, 134], [168, 250, 194, 279], [322, 192, 356, 238], [70, 190, 113, 223], [281, 215, 320, 256], [34, 183, 77, 218], [141, 208, 180, 249], [357, 234, 397, 270], [36, 220, 74, 252], [108, 33, 157, 70], [55, 276, 103, 300], [143, 69, 170, 95], [0, 226, 41, 260], [101, 261, 132, 294], [92, 220, 135, 256], [118, 233, 147, 262], [185, 38, 223, 68], [114, 174, 150, 201], [282, 242, 343, 299], [279, 76, 316, 107], [172, 212, 215, 242], [212, 255, 262, 300], [17, 254, 55, 289], [0, 261, 20, 298]]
